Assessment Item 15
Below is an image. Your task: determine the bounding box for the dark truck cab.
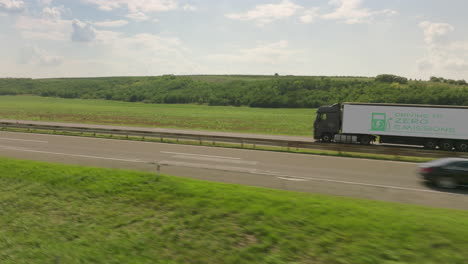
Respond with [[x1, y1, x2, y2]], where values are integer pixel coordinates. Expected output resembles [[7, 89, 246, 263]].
[[313, 103, 341, 142], [313, 103, 374, 144]]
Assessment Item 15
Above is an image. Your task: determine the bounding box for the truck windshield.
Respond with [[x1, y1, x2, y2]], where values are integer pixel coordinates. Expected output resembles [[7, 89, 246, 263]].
[[316, 113, 327, 121]]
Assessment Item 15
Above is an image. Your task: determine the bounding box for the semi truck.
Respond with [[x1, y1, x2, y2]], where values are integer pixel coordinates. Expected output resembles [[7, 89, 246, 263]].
[[313, 103, 468, 152]]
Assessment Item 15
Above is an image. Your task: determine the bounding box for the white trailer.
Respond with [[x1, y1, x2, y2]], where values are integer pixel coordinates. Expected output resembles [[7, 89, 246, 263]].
[[314, 103, 468, 151]]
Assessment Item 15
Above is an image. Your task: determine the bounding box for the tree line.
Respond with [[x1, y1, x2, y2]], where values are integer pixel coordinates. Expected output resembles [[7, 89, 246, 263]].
[[1, 75, 468, 108]]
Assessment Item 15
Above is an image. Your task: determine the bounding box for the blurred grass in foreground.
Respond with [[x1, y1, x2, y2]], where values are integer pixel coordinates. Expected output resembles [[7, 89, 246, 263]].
[[0, 157, 467, 264]]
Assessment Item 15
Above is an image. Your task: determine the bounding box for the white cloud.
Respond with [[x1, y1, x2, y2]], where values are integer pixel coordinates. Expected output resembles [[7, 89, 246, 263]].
[[183, 4, 196, 11], [88, 30, 197, 75], [42, 6, 64, 21], [226, 0, 302, 26], [300, 8, 319, 24], [126, 12, 150, 21], [71, 20, 96, 42], [19, 45, 63, 66], [419, 21, 454, 45], [417, 21, 468, 79], [207, 40, 299, 64], [16, 14, 72, 41], [323, 0, 397, 24], [38, 0, 54, 5], [82, 0, 178, 13], [0, 0, 25, 12], [94, 19, 128, 28]]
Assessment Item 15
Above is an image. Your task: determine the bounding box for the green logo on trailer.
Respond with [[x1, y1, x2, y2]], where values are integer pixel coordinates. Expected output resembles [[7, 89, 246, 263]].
[[371, 113, 386, 131]]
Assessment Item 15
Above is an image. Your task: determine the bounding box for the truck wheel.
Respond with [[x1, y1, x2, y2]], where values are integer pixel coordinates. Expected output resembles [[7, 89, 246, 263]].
[[424, 140, 437, 150], [359, 135, 371, 145], [321, 133, 332, 142], [455, 141, 468, 152], [439, 140, 454, 151], [435, 176, 458, 189]]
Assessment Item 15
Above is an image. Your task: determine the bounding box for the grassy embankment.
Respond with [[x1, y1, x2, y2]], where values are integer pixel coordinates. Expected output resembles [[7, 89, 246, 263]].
[[1, 157, 467, 264]]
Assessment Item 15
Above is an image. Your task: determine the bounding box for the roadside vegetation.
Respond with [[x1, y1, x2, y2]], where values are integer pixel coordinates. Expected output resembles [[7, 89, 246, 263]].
[[1, 157, 467, 264], [1, 74, 467, 108]]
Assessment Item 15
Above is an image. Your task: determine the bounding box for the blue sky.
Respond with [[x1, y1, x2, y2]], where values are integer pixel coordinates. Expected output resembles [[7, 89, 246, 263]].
[[1, 0, 468, 80]]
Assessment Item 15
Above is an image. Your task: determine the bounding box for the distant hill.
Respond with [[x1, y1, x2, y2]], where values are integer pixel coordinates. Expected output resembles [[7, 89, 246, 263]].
[[1, 75, 467, 108]]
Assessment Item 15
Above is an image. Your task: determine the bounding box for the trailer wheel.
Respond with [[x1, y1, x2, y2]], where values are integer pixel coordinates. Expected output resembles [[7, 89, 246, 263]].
[[359, 135, 371, 145], [321, 133, 332, 142], [424, 140, 437, 150], [439, 140, 454, 151], [455, 141, 468, 152]]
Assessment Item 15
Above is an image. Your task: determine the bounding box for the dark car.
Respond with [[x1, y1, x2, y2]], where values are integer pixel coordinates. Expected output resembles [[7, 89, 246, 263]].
[[419, 158, 468, 188]]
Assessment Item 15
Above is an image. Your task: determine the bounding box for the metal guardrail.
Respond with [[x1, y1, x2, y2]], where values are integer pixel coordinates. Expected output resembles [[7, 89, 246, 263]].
[[1, 121, 467, 159]]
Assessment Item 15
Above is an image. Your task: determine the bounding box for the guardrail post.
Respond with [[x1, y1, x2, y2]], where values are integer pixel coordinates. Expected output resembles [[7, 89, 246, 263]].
[[336, 144, 342, 156], [390, 147, 399, 160], [149, 162, 162, 180], [241, 139, 244, 148]]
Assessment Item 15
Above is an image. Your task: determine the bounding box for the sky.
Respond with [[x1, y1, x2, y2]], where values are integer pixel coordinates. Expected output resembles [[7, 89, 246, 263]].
[[1, 0, 468, 80]]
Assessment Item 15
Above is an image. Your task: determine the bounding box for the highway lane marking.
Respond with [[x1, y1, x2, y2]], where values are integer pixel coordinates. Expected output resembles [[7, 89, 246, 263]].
[[0, 145, 145, 163], [253, 171, 464, 195], [0, 144, 461, 196], [160, 151, 241, 160], [277, 177, 308, 182], [303, 153, 418, 165], [0, 137, 48, 143], [159, 161, 458, 195], [171, 155, 257, 165], [0, 132, 420, 166], [159, 160, 266, 174]]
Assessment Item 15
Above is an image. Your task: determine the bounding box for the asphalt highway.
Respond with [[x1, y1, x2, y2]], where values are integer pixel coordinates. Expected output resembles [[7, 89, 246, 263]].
[[0, 131, 467, 210]]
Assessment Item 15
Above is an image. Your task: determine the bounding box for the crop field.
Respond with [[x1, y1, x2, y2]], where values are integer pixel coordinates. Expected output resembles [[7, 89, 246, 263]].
[[1, 157, 467, 264], [0, 96, 315, 136]]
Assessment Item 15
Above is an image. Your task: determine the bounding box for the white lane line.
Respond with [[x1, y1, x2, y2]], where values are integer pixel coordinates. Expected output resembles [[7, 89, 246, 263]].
[[0, 144, 460, 196], [172, 155, 257, 165], [0, 137, 48, 143], [0, 145, 145, 163], [277, 177, 308, 182], [160, 151, 241, 160], [308, 153, 418, 165], [253, 171, 463, 195], [159, 160, 259, 173]]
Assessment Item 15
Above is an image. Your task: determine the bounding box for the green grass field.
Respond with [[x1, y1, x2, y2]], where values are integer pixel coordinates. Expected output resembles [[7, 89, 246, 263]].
[[0, 95, 315, 136], [0, 157, 467, 264]]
